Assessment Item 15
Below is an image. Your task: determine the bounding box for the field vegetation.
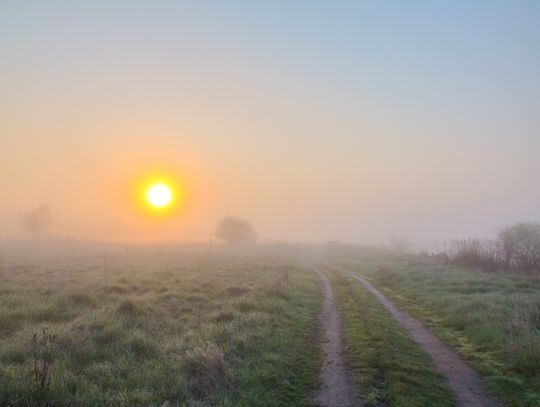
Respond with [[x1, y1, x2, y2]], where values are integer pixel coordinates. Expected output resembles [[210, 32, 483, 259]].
[[2, 242, 539, 406], [0, 244, 321, 406], [446, 222, 540, 273], [329, 248, 540, 406]]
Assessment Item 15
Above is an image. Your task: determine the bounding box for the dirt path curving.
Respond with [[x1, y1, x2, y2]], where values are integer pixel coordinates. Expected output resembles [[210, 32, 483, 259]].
[[348, 271, 499, 407], [313, 267, 362, 407]]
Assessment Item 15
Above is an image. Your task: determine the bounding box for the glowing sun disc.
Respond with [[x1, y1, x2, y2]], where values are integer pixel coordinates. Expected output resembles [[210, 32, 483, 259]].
[[146, 183, 173, 208]]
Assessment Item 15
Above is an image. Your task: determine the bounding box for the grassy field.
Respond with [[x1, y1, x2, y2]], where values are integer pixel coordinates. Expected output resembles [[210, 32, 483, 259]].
[[0, 244, 322, 406], [2, 243, 539, 406], [323, 265, 455, 407], [328, 248, 540, 406]]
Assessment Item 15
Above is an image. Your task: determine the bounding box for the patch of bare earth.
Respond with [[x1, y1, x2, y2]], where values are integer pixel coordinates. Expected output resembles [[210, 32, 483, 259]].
[[314, 267, 362, 407], [348, 271, 499, 407]]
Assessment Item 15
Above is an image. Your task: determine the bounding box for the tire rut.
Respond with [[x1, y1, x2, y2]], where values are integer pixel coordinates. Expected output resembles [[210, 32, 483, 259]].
[[313, 267, 362, 407], [347, 270, 499, 407]]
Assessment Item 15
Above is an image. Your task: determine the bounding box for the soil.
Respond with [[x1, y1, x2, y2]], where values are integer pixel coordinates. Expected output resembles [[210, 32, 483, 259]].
[[314, 267, 362, 407], [348, 271, 500, 407]]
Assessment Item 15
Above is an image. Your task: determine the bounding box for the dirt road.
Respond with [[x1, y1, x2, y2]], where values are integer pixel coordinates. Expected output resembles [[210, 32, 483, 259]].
[[348, 271, 499, 407], [313, 267, 361, 407]]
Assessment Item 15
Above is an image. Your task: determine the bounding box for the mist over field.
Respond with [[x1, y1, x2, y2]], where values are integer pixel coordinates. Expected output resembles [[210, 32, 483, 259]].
[[1, 2, 540, 407], [2, 2, 540, 249]]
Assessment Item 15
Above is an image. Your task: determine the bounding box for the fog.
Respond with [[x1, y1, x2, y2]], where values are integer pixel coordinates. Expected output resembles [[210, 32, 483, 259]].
[[1, 2, 539, 250]]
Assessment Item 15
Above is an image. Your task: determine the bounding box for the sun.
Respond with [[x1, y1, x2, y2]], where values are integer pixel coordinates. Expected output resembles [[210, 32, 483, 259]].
[[146, 183, 173, 209], [134, 172, 183, 216]]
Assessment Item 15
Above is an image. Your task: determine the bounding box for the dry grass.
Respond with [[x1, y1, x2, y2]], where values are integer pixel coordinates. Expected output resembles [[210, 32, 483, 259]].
[[0, 244, 322, 406]]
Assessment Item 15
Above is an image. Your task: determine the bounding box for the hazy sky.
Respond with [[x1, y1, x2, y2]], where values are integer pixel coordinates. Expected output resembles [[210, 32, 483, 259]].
[[1, 1, 539, 248]]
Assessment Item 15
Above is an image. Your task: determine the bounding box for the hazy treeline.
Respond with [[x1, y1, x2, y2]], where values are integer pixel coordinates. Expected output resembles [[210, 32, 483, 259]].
[[446, 222, 540, 273]]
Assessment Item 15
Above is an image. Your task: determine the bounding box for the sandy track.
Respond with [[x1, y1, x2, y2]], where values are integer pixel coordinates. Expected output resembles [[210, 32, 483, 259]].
[[313, 267, 362, 407], [348, 271, 499, 407]]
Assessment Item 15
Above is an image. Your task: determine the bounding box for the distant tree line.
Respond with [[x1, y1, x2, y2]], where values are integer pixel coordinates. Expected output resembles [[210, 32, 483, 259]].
[[445, 222, 540, 273]]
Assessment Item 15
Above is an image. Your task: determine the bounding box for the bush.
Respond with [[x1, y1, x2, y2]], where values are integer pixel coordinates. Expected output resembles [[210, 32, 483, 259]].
[[446, 222, 540, 274]]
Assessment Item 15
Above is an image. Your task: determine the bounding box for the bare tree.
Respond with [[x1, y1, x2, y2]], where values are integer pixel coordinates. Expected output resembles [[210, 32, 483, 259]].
[[215, 217, 257, 245], [21, 205, 53, 237]]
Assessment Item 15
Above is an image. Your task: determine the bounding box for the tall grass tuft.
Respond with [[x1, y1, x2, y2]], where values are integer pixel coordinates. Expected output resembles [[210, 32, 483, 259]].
[[180, 342, 234, 398], [32, 328, 56, 393]]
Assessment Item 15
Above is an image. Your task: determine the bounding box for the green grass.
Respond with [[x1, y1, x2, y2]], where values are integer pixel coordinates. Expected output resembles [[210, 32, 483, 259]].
[[329, 250, 540, 406], [6, 243, 535, 406], [326, 267, 455, 407], [0, 246, 322, 406]]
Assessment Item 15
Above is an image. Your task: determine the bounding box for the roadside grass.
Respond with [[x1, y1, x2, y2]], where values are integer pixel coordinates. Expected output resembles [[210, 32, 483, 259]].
[[326, 267, 455, 407], [330, 250, 540, 406], [0, 246, 321, 406]]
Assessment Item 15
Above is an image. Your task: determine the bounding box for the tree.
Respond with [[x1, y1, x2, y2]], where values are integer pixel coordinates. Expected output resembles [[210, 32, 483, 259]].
[[21, 205, 53, 237], [498, 222, 540, 272], [215, 217, 257, 245]]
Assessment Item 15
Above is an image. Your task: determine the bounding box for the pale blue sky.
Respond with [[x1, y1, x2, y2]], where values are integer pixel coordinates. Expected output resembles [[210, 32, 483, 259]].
[[1, 1, 539, 247]]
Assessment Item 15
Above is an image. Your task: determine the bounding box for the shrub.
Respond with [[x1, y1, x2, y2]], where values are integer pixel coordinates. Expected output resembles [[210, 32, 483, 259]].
[[446, 222, 540, 274]]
